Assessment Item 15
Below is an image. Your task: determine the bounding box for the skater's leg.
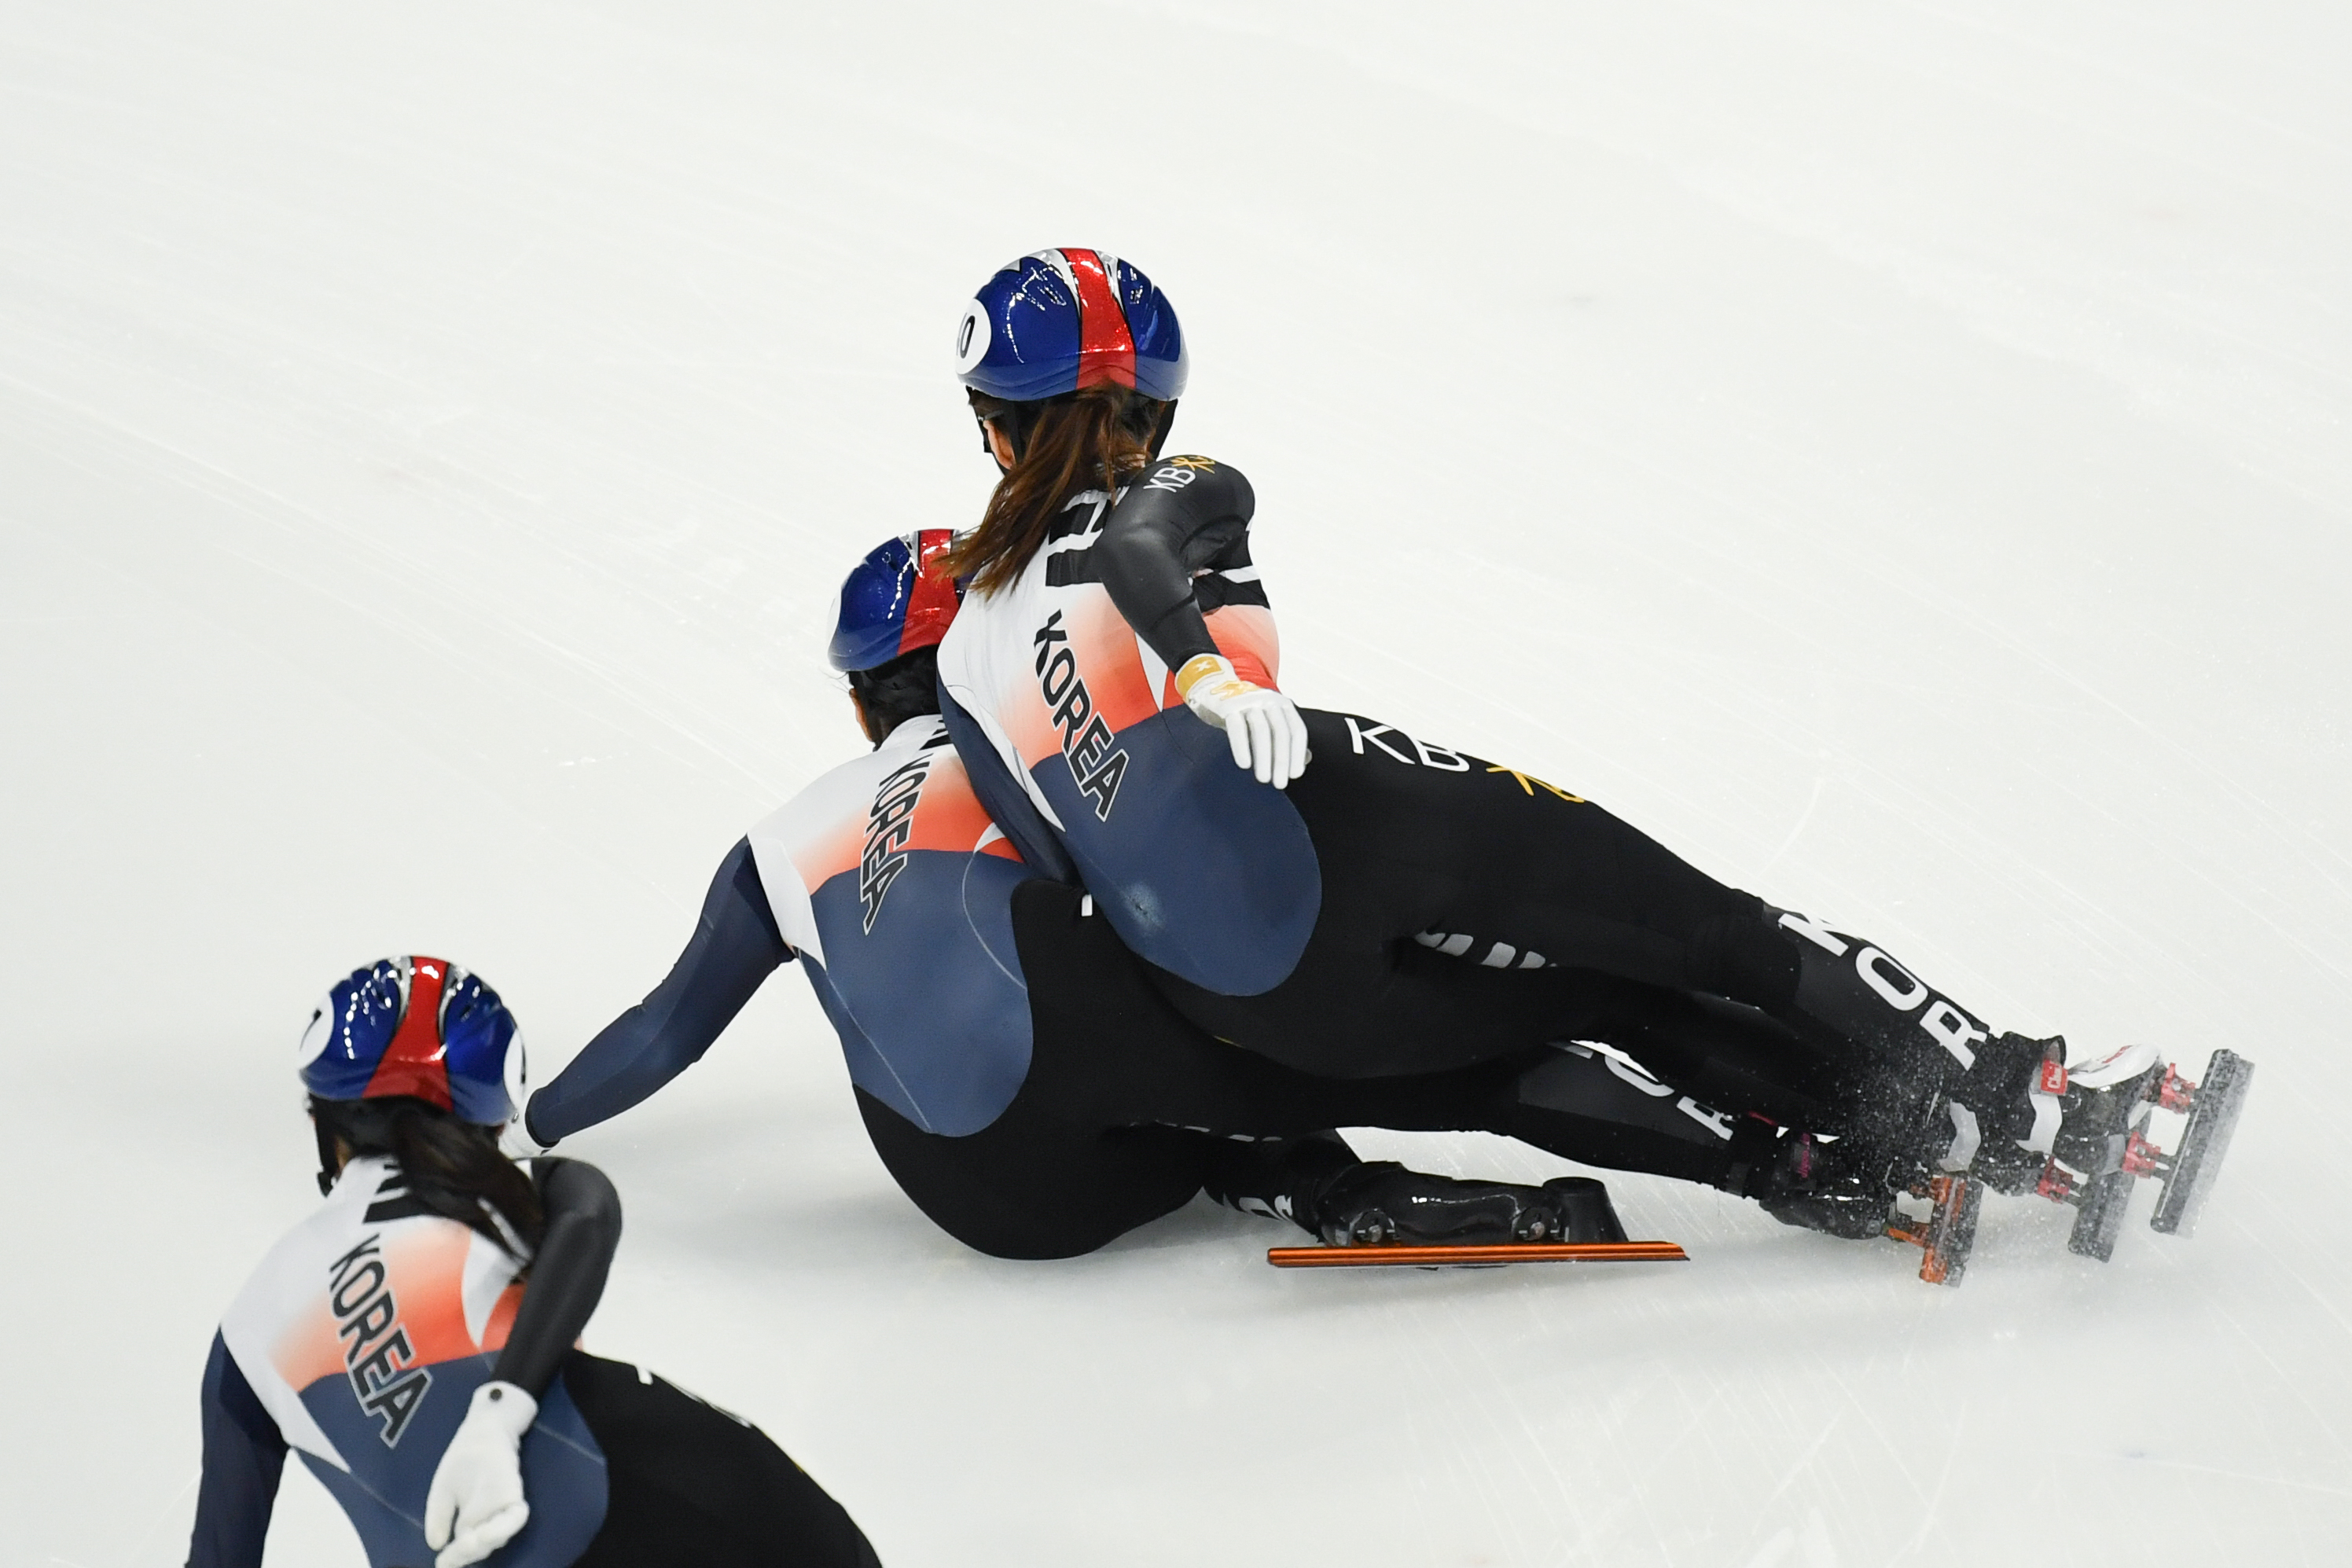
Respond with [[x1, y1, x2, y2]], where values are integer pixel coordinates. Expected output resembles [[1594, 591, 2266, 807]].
[[869, 879, 1925, 1254], [564, 1353, 880, 1568], [854, 879, 1341, 1258], [1242, 711, 2034, 1159], [1548, 982, 1837, 1131], [864, 883, 1751, 1253], [1498, 1043, 1766, 1189], [855, 1089, 1208, 1260], [1007, 875, 1836, 1203]]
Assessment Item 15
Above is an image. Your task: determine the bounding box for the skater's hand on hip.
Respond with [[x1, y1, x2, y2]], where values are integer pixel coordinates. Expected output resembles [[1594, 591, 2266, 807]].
[[424, 1381, 538, 1568], [1175, 654, 1310, 788]]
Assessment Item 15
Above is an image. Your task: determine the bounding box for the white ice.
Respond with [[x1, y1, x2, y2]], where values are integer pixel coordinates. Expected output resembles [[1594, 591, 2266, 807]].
[[4, 3, 2348, 1564]]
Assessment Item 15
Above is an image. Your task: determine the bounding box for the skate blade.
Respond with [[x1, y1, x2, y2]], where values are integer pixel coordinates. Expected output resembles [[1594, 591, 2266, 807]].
[[1267, 1240, 1688, 1269], [2066, 1168, 2136, 1261], [2151, 1049, 2255, 1239]]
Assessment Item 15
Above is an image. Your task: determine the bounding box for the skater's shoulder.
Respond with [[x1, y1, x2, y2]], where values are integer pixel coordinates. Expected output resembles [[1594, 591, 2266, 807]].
[[746, 717, 1003, 894], [1119, 453, 1253, 516], [752, 718, 954, 830]]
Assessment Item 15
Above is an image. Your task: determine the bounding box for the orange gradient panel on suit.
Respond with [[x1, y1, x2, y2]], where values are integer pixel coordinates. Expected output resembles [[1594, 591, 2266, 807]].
[[1197, 604, 1280, 700], [378, 1228, 498, 1367], [1096, 601, 1279, 719], [789, 754, 1009, 889], [1008, 595, 1184, 767], [272, 1300, 356, 1393], [270, 1227, 518, 1390]]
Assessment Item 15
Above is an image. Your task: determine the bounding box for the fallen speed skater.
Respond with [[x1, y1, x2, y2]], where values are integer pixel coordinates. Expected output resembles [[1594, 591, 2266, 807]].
[[525, 248, 2249, 1286]]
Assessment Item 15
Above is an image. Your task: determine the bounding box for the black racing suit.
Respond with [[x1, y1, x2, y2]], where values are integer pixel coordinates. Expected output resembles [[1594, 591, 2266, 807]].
[[529, 814, 1816, 1261], [943, 456, 2034, 1159]]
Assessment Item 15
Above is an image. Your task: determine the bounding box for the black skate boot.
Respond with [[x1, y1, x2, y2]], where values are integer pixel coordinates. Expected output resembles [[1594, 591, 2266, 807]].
[[1311, 1162, 1629, 1247], [1826, 1032, 2096, 1283], [1951, 1036, 2156, 1195], [1204, 1132, 1629, 1247], [1748, 1131, 1913, 1242], [1740, 1120, 1983, 1284]]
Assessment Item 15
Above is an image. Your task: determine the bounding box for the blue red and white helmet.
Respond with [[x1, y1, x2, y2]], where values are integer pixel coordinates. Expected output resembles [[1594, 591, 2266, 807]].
[[829, 529, 962, 672], [954, 249, 1188, 403], [296, 956, 525, 1126]]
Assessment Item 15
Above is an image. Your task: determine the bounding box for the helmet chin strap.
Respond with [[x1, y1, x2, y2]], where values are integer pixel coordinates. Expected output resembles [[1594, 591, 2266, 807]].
[[1146, 398, 1178, 460], [975, 403, 1042, 467]]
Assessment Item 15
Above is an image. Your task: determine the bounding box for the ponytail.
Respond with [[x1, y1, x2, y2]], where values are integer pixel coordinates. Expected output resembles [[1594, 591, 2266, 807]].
[[311, 1095, 545, 1259], [939, 384, 1169, 597]]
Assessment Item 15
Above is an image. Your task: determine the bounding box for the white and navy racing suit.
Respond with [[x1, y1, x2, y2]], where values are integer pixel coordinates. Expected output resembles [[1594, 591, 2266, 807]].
[[527, 715, 1038, 1144], [187, 1156, 612, 1568], [922, 460, 2034, 1177], [523, 704, 2055, 1258], [186, 1156, 876, 1567], [932, 454, 1321, 998]]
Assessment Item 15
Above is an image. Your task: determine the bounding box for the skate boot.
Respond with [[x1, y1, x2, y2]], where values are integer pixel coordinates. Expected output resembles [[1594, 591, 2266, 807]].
[[1736, 1118, 1982, 1284], [1956, 1037, 2154, 1194], [1311, 1162, 1628, 1247], [1204, 1133, 1634, 1247], [1743, 1128, 1983, 1282], [2001, 1039, 2253, 1260], [1946, 1036, 2257, 1261], [1749, 1132, 1913, 1242]]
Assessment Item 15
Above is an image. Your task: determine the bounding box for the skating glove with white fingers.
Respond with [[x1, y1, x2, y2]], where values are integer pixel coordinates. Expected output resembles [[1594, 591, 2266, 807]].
[[424, 1380, 538, 1568], [1174, 654, 1310, 788]]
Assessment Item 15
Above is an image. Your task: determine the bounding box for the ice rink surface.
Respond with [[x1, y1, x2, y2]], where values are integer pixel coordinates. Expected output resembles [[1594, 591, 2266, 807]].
[[5, 2, 2348, 1562]]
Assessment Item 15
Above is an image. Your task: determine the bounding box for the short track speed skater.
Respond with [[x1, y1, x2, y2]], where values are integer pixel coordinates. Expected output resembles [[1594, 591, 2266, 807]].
[[1887, 1047, 2255, 1286]]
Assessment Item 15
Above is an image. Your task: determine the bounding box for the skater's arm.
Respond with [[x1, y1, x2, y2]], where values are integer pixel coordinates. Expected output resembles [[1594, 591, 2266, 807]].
[[524, 839, 790, 1144], [186, 1334, 286, 1568], [1097, 457, 1256, 673], [492, 1159, 623, 1397]]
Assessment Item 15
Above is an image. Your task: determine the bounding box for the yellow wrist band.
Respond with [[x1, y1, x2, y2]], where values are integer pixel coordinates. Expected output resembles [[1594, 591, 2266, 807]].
[[1174, 654, 1231, 700]]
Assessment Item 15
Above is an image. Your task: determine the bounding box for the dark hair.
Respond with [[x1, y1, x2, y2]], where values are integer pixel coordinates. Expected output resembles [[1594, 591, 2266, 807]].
[[311, 1095, 543, 1258], [847, 645, 943, 745], [937, 384, 1170, 597]]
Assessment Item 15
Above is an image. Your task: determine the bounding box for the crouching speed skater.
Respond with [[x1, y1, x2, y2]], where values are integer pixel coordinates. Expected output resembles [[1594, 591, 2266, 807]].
[[186, 957, 880, 1568]]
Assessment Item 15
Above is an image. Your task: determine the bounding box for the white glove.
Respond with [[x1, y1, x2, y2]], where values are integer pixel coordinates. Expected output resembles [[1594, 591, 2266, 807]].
[[424, 1381, 538, 1568], [1174, 655, 1310, 788]]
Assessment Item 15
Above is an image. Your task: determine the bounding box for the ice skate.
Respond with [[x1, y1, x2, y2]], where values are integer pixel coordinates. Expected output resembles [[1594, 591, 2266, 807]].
[[2020, 1044, 2255, 1261], [1947, 1037, 2256, 1262], [1312, 1162, 1624, 1247], [1751, 1132, 1912, 1242], [1269, 1170, 1685, 1269], [1746, 1129, 1981, 1285]]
